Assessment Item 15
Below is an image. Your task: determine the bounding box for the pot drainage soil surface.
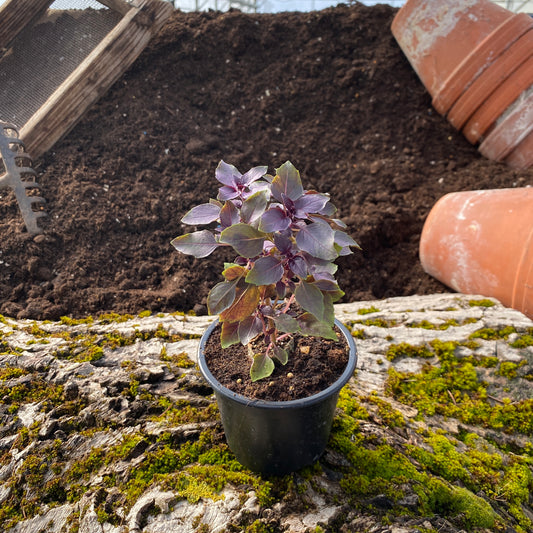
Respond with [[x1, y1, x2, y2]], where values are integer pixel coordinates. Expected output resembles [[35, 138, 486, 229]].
[[0, 4, 531, 320]]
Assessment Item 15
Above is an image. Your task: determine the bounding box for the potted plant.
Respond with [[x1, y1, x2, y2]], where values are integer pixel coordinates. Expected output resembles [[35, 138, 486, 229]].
[[171, 160, 358, 475]]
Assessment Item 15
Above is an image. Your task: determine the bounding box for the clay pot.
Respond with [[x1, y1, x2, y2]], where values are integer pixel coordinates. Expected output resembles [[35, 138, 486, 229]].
[[419, 188, 533, 319], [506, 130, 533, 170], [461, 54, 533, 144], [392, 0, 533, 169], [433, 13, 533, 116], [479, 89, 533, 162], [447, 25, 533, 133], [391, 0, 513, 103]]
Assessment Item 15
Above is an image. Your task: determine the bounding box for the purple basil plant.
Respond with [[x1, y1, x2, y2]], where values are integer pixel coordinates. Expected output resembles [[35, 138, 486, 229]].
[[172, 160, 359, 381]]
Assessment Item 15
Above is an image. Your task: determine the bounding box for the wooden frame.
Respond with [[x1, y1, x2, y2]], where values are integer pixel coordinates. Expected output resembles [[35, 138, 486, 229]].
[[0, 0, 173, 159]]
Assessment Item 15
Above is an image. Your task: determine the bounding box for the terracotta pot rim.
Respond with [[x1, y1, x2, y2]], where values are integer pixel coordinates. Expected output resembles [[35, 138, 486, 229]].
[[433, 12, 533, 116], [479, 87, 533, 161], [505, 130, 533, 169], [447, 26, 533, 131], [461, 54, 533, 144]]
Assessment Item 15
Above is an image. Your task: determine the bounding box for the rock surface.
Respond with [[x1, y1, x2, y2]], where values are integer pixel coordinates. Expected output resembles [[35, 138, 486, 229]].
[[0, 293, 532, 532]]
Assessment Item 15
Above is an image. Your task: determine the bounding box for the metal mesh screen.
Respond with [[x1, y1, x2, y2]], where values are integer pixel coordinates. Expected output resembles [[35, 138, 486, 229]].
[[0, 1, 122, 128]]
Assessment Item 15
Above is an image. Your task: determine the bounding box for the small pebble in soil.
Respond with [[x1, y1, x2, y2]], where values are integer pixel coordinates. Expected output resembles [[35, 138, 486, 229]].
[[287, 372, 294, 379], [300, 346, 310, 354]]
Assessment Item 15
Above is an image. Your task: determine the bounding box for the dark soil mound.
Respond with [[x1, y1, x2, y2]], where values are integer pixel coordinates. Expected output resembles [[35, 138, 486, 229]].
[[1, 4, 531, 320]]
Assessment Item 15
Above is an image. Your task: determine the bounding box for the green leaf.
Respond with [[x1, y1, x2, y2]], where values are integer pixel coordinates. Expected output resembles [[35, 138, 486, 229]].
[[250, 352, 275, 382], [171, 230, 219, 258], [272, 344, 288, 365], [207, 281, 237, 315], [220, 284, 260, 323], [273, 313, 299, 334], [220, 321, 240, 348], [297, 313, 337, 340], [245, 256, 284, 285], [294, 281, 325, 321], [219, 223, 266, 258], [222, 264, 246, 281], [241, 190, 269, 224]]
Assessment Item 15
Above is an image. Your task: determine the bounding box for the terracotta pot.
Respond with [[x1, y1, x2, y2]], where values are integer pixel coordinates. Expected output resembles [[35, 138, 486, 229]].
[[419, 188, 533, 319], [506, 130, 533, 170], [391, 0, 512, 100], [460, 55, 533, 144], [479, 88, 533, 162], [447, 29, 533, 136], [432, 13, 533, 116]]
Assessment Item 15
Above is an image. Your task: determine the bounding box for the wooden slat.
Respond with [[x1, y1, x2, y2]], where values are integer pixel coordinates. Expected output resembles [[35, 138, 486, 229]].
[[0, 0, 53, 50], [97, 0, 135, 16], [20, 0, 173, 159]]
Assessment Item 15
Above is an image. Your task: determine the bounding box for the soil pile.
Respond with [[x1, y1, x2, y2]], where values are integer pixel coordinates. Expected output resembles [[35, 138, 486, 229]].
[[1, 3, 531, 320]]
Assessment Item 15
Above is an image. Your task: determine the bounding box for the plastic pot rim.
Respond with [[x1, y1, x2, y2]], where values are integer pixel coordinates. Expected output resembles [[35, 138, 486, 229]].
[[198, 317, 358, 410]]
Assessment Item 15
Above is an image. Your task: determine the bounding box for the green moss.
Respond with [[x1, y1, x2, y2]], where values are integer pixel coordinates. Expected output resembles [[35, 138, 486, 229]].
[[510, 331, 533, 349], [386, 342, 533, 435], [0, 366, 29, 381], [469, 326, 517, 341], [0, 378, 64, 412], [366, 393, 405, 427], [420, 479, 497, 530], [468, 299, 496, 308], [245, 520, 275, 533], [357, 306, 380, 315], [497, 361, 526, 379], [160, 349, 195, 368], [385, 342, 432, 362], [355, 318, 397, 328]]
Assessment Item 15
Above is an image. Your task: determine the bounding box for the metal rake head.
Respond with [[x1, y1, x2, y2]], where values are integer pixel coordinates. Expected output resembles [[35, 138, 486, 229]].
[[0, 121, 47, 235]]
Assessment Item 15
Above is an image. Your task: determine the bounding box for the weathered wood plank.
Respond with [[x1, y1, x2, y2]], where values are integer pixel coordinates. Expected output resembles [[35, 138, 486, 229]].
[[0, 0, 53, 50], [19, 0, 173, 159], [98, 0, 135, 16]]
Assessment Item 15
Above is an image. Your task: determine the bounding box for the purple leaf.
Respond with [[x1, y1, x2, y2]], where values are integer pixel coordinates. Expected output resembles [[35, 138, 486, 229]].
[[241, 190, 269, 224], [318, 201, 337, 216], [241, 165, 268, 186], [218, 186, 239, 201], [335, 230, 359, 249], [275, 281, 286, 299], [302, 252, 339, 275], [274, 313, 299, 334], [271, 161, 304, 202], [259, 207, 291, 233], [294, 280, 325, 321], [294, 193, 330, 216], [171, 230, 219, 258], [219, 200, 240, 229], [312, 278, 339, 291], [246, 256, 284, 285], [288, 255, 307, 279], [238, 315, 263, 345], [273, 233, 292, 254], [219, 223, 265, 258], [215, 160, 241, 187], [296, 222, 337, 260], [207, 280, 237, 315], [181, 203, 221, 225]]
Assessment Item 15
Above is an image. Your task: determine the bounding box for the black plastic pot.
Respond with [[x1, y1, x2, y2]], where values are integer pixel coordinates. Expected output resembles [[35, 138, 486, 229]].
[[198, 318, 357, 476]]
